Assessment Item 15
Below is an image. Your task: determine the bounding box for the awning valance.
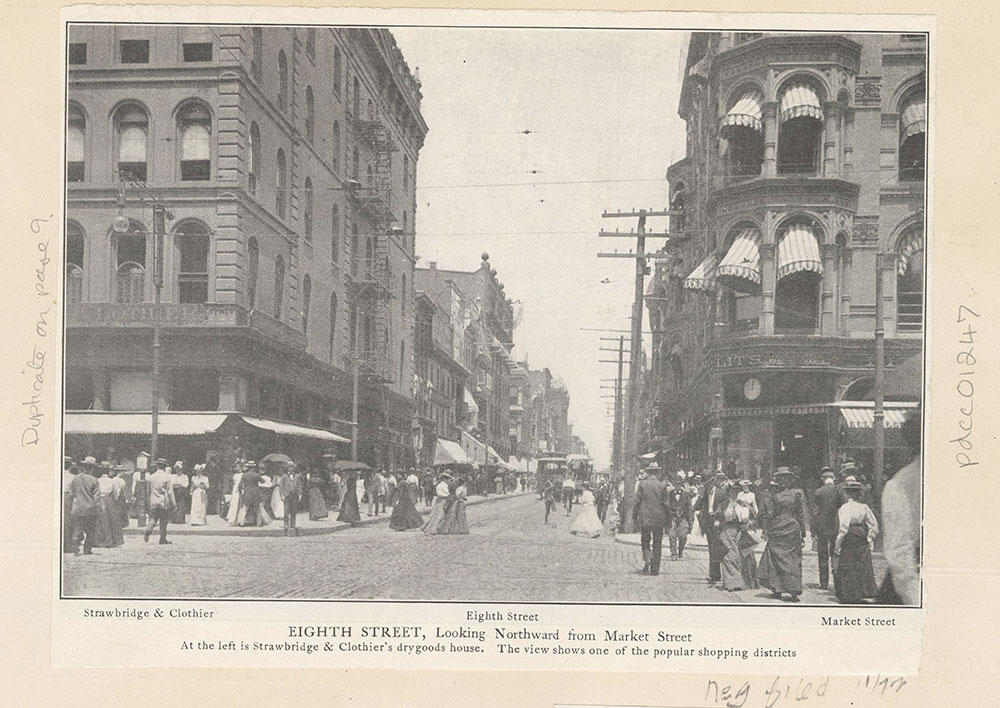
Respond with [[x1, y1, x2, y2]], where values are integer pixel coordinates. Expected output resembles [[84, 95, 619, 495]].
[[235, 415, 351, 443], [831, 401, 919, 430], [63, 412, 228, 436], [487, 445, 504, 465], [897, 229, 924, 276], [460, 430, 488, 467], [777, 224, 823, 280], [716, 228, 762, 291], [463, 387, 479, 413], [720, 90, 763, 134], [683, 252, 718, 292], [901, 98, 926, 142], [433, 438, 471, 466], [779, 83, 823, 123]]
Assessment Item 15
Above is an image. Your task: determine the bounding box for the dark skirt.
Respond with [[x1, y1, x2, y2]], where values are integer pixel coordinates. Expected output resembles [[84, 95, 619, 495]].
[[438, 499, 469, 535], [758, 514, 802, 594], [389, 487, 425, 531], [720, 522, 758, 591], [308, 487, 329, 520], [171, 488, 189, 523], [835, 525, 878, 603], [93, 496, 124, 547], [115, 496, 130, 528], [338, 488, 361, 524]]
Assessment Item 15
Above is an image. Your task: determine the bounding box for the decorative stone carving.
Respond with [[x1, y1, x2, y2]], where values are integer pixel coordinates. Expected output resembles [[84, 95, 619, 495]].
[[854, 77, 881, 107], [852, 215, 879, 245]]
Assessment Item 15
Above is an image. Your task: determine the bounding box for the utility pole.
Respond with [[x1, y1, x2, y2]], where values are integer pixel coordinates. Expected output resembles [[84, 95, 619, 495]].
[[351, 300, 362, 462], [614, 335, 624, 472], [598, 208, 677, 532], [873, 252, 886, 506]]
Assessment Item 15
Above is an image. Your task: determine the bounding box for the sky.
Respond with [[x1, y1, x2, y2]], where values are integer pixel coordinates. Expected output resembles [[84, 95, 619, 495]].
[[392, 27, 690, 468]]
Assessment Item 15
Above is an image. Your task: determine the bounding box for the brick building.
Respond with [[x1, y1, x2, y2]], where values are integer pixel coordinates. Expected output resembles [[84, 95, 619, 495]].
[[64, 25, 427, 469], [645, 32, 925, 485]]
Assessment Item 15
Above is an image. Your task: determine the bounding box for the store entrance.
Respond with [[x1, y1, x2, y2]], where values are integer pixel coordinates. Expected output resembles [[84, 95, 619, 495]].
[[774, 414, 826, 480]]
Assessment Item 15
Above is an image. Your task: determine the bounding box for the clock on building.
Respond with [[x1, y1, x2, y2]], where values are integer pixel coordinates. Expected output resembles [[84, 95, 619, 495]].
[[743, 377, 762, 401]]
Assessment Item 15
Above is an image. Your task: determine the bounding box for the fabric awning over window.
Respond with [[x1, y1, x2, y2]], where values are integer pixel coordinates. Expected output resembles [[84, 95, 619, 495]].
[[433, 438, 470, 466], [900, 98, 926, 142], [238, 415, 350, 443], [831, 401, 919, 429], [683, 252, 718, 292], [720, 90, 763, 134], [63, 411, 228, 436], [716, 228, 762, 291], [779, 83, 823, 123], [777, 224, 823, 280], [897, 230, 924, 276]]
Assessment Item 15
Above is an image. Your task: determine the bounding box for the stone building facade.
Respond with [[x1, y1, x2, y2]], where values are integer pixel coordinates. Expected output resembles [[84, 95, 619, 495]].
[[64, 24, 427, 468], [646, 32, 925, 485]]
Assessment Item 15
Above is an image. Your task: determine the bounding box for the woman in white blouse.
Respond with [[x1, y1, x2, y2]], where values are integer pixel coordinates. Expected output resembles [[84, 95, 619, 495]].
[[833, 477, 879, 603]]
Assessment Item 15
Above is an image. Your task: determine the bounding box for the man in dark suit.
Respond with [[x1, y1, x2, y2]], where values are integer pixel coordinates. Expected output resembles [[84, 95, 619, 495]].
[[633, 463, 667, 575], [812, 466, 846, 590], [70, 457, 101, 555], [698, 471, 730, 583], [666, 479, 693, 560]]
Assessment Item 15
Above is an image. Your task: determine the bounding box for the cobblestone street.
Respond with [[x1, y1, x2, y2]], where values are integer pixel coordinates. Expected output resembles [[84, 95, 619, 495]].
[[64, 493, 877, 605]]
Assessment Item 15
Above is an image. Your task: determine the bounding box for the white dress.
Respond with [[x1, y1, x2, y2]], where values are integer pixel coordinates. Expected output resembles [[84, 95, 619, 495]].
[[226, 472, 243, 525], [570, 490, 603, 538], [189, 474, 209, 525]]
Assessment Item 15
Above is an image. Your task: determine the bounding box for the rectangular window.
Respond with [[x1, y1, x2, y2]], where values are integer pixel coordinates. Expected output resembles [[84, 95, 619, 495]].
[[183, 42, 213, 62], [120, 39, 150, 64], [68, 43, 87, 65]]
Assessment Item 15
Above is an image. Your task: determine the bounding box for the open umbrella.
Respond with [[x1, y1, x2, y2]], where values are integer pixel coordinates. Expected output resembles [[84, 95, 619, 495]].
[[261, 453, 293, 464], [333, 460, 370, 471]]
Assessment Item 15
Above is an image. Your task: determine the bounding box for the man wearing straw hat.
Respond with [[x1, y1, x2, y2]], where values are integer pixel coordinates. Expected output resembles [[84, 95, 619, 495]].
[[633, 462, 667, 575], [144, 458, 175, 545], [812, 466, 846, 591]]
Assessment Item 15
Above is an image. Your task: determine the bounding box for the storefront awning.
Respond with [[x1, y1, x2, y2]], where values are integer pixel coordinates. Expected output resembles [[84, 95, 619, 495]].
[[901, 98, 926, 142], [463, 387, 479, 413], [233, 415, 351, 443], [777, 224, 823, 280], [831, 402, 919, 429], [683, 252, 718, 292], [716, 228, 762, 291], [433, 438, 471, 466], [63, 411, 228, 436], [897, 229, 924, 276], [720, 89, 763, 134], [779, 83, 823, 123], [487, 445, 504, 465], [460, 430, 488, 467]]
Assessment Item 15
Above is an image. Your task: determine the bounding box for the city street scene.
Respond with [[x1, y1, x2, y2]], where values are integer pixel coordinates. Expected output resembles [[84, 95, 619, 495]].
[[62, 25, 925, 606]]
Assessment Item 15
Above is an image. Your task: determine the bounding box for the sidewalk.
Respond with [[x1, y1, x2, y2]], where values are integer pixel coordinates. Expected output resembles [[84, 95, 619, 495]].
[[123, 490, 531, 538]]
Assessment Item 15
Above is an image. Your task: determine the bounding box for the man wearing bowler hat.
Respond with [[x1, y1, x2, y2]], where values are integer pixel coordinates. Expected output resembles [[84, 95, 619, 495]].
[[144, 458, 175, 544], [812, 466, 846, 590]]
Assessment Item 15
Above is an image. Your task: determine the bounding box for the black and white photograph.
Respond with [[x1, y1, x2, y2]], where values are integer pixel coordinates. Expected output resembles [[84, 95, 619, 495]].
[[60, 21, 926, 608]]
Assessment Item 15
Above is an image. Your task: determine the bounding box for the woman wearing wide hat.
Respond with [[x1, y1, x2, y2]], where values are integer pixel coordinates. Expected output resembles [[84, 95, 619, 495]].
[[389, 469, 425, 531], [93, 461, 124, 548], [757, 467, 806, 601], [337, 470, 362, 526], [833, 476, 880, 603], [437, 476, 470, 535], [422, 472, 452, 535]]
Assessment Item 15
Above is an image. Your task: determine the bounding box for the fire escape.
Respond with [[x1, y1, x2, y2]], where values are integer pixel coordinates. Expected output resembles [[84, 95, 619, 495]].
[[346, 100, 397, 383]]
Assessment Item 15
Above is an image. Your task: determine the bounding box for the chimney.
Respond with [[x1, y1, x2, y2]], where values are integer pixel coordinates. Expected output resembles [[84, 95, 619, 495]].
[[429, 261, 437, 271]]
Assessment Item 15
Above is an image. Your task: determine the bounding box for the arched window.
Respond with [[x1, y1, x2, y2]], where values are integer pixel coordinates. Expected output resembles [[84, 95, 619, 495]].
[[352, 76, 360, 117], [774, 221, 824, 333], [899, 91, 926, 182], [352, 147, 360, 179], [719, 88, 764, 177], [113, 220, 146, 304], [274, 254, 285, 320], [716, 223, 762, 331], [305, 86, 315, 142], [178, 102, 211, 181], [331, 204, 340, 264], [66, 221, 84, 303], [250, 28, 263, 83], [275, 148, 286, 218], [246, 237, 259, 309], [248, 122, 260, 195], [303, 177, 314, 240], [351, 224, 359, 277], [277, 50, 288, 113], [301, 274, 312, 333], [403, 154, 409, 190], [305, 28, 315, 61], [896, 226, 924, 333], [329, 292, 339, 361], [777, 82, 824, 174], [175, 220, 210, 303], [114, 104, 148, 181], [333, 46, 342, 96], [67, 103, 86, 182], [332, 120, 341, 172]]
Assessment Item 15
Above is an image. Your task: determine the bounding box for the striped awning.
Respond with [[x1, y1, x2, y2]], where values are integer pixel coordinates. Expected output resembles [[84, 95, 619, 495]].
[[720, 90, 763, 134], [831, 401, 919, 430], [716, 228, 762, 291], [683, 252, 718, 292], [901, 98, 926, 142], [897, 229, 924, 276], [433, 438, 471, 466], [777, 224, 823, 280], [779, 83, 823, 123]]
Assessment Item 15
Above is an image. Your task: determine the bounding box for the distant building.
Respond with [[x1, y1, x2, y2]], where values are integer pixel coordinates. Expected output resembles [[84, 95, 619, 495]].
[[645, 32, 925, 485], [64, 25, 427, 469]]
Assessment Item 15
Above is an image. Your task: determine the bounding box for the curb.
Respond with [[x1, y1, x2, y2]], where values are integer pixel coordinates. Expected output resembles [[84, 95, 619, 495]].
[[123, 491, 532, 538]]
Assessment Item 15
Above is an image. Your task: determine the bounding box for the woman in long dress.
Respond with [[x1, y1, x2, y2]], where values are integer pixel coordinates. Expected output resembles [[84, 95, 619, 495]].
[[93, 463, 124, 548], [719, 482, 760, 591], [757, 469, 806, 601], [438, 477, 470, 535], [239, 463, 270, 527], [189, 464, 209, 526], [834, 477, 880, 603], [389, 471, 425, 531], [337, 471, 361, 525], [170, 463, 189, 524], [226, 468, 244, 525], [570, 483, 603, 538], [307, 472, 329, 520], [422, 473, 451, 535], [111, 466, 129, 528]]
